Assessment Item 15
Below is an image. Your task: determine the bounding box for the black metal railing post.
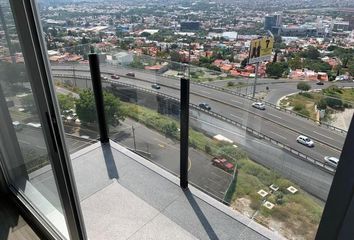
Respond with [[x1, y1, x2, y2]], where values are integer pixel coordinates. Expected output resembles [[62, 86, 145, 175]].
[[180, 77, 189, 189], [89, 53, 109, 143]]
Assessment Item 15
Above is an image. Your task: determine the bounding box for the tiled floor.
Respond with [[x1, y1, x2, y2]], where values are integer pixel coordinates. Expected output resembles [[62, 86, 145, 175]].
[[0, 197, 40, 240]]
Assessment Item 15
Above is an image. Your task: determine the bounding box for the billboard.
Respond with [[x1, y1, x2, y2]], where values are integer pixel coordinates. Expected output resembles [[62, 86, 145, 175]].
[[248, 36, 274, 64]]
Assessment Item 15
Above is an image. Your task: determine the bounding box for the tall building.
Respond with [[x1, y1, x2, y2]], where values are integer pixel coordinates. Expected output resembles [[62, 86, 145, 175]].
[[349, 16, 354, 31], [264, 14, 282, 35]]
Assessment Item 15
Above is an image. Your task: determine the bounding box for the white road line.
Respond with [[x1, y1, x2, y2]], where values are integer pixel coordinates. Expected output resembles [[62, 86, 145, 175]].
[[313, 131, 334, 140], [231, 99, 243, 104], [199, 90, 210, 95], [230, 113, 243, 120], [270, 131, 286, 140], [267, 112, 282, 119]]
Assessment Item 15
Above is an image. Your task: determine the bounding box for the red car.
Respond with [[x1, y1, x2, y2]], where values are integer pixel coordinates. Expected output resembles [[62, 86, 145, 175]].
[[111, 74, 120, 79], [211, 157, 234, 172]]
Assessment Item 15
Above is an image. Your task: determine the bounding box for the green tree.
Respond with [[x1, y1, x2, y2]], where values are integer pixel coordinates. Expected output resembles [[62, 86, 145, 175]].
[[162, 122, 178, 138], [76, 89, 126, 126], [288, 55, 302, 70], [300, 46, 320, 59], [170, 51, 181, 62], [325, 97, 343, 109], [297, 82, 311, 91], [317, 98, 327, 110], [140, 32, 151, 38], [240, 58, 248, 68], [57, 94, 75, 113], [266, 62, 288, 78], [20, 94, 36, 113]]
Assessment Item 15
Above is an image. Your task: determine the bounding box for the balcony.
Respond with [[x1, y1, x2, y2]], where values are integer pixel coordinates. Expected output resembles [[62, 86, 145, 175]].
[[30, 139, 282, 239]]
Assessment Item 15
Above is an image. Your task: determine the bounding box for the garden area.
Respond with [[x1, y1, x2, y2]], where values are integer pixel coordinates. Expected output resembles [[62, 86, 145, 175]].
[[280, 84, 354, 124]]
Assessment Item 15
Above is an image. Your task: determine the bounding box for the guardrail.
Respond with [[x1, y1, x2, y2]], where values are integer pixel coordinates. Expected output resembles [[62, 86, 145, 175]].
[[194, 81, 348, 134], [52, 64, 347, 134], [53, 74, 336, 175]]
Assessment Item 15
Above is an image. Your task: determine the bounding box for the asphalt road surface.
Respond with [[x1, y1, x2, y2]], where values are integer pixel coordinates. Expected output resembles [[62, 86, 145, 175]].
[[52, 65, 345, 163]]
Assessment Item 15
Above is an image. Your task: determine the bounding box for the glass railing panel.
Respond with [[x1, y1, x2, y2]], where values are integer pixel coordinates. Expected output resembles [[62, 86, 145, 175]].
[[50, 44, 100, 154]]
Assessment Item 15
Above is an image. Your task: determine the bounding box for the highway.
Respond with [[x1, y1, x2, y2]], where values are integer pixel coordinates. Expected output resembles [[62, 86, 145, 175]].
[[208, 78, 354, 104], [51, 64, 345, 164], [50, 64, 341, 201]]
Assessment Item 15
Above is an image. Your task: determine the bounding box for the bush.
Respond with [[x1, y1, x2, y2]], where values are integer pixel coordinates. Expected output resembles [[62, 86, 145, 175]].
[[317, 98, 327, 110], [293, 103, 305, 111], [162, 122, 178, 138], [297, 82, 311, 91], [205, 145, 212, 154], [298, 108, 311, 117], [227, 81, 235, 87], [299, 92, 314, 99], [326, 97, 343, 109]]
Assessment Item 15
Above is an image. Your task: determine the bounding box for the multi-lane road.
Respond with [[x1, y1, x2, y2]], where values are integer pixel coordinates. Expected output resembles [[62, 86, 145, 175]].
[[51, 64, 345, 164], [50, 63, 350, 200]]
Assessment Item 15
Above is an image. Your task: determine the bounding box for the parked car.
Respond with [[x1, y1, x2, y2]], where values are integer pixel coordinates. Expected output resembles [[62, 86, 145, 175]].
[[252, 102, 266, 110], [151, 83, 161, 89], [296, 135, 314, 147], [316, 81, 324, 85], [111, 74, 120, 79], [12, 121, 23, 131], [102, 76, 108, 80], [212, 157, 234, 172], [126, 72, 135, 77], [324, 156, 339, 169], [199, 103, 211, 111]]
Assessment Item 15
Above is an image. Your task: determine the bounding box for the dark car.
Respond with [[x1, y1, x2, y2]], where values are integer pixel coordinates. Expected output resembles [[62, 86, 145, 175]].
[[316, 81, 324, 85], [111, 75, 120, 79], [151, 83, 161, 89], [126, 72, 135, 77], [212, 157, 234, 172], [199, 103, 211, 111]]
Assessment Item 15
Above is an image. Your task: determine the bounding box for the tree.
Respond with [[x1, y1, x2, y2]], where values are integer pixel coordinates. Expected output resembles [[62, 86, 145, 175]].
[[170, 51, 181, 62], [317, 98, 327, 110], [140, 32, 151, 38], [58, 94, 75, 113], [162, 122, 178, 138], [76, 89, 126, 126], [300, 46, 320, 59], [266, 62, 288, 78], [240, 58, 248, 68], [325, 97, 343, 109], [20, 94, 36, 113], [297, 82, 311, 91], [288, 55, 302, 70]]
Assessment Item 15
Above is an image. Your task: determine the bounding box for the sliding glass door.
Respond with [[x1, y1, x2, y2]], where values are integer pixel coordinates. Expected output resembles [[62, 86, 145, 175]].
[[0, 0, 85, 239]]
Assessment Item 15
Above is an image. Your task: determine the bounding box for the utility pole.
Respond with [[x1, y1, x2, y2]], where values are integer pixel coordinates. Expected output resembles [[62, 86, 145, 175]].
[[132, 126, 136, 151], [252, 62, 259, 98]]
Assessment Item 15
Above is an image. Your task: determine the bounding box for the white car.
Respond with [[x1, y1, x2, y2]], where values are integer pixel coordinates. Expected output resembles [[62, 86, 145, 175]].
[[324, 156, 339, 169], [296, 135, 314, 147], [252, 102, 265, 110]]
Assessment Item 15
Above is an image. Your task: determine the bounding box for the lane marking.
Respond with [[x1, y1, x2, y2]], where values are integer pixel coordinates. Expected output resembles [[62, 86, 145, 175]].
[[313, 131, 334, 140], [267, 112, 282, 119], [231, 99, 238, 102], [230, 113, 243, 120], [199, 90, 210, 95], [270, 131, 286, 140]]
